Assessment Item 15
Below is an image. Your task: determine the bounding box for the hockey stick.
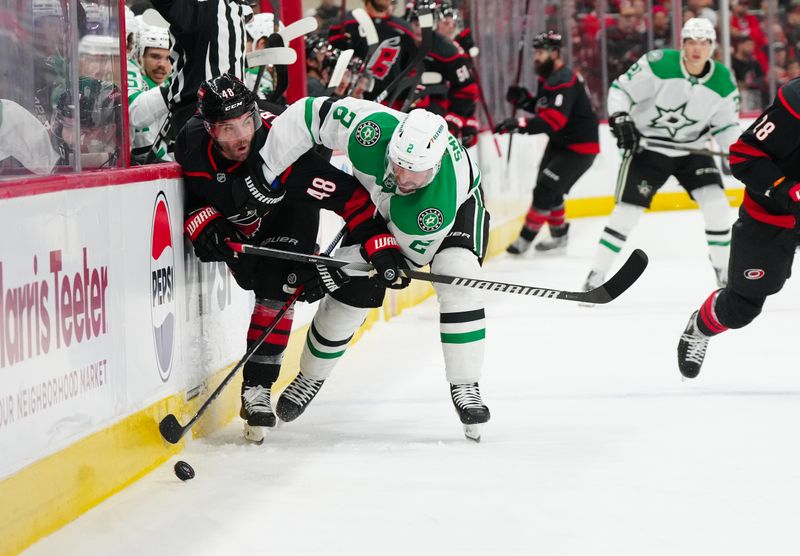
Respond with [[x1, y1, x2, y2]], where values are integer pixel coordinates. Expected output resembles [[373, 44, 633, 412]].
[[346, 8, 380, 96], [246, 46, 297, 68], [640, 138, 728, 158], [158, 227, 347, 444], [373, 8, 434, 106], [464, 49, 502, 157], [324, 48, 354, 95], [227, 243, 649, 304], [278, 16, 318, 44], [507, 0, 533, 166]]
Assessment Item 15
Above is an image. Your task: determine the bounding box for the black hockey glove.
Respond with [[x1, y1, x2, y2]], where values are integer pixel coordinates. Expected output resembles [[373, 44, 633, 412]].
[[505, 85, 532, 108], [283, 260, 350, 303], [362, 234, 410, 289], [766, 178, 800, 218], [456, 28, 476, 53], [608, 111, 640, 151], [494, 117, 524, 134], [460, 117, 480, 148], [184, 206, 240, 263]]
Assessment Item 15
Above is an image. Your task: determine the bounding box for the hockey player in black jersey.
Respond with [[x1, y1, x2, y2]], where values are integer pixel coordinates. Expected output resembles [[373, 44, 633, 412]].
[[405, 3, 480, 148], [176, 74, 408, 441], [494, 31, 599, 255], [328, 0, 417, 103], [677, 79, 800, 379]]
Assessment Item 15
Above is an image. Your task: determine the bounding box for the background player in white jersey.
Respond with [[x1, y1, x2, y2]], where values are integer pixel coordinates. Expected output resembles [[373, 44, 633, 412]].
[[244, 11, 278, 99], [259, 97, 491, 441], [128, 25, 172, 162], [584, 18, 740, 291]]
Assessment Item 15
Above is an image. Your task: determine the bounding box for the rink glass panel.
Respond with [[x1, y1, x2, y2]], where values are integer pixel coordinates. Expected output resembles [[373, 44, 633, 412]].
[[0, 0, 125, 178], [470, 0, 791, 121]]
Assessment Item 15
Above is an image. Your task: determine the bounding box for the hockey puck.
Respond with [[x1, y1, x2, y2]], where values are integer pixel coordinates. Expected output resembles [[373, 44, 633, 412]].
[[173, 460, 195, 481]]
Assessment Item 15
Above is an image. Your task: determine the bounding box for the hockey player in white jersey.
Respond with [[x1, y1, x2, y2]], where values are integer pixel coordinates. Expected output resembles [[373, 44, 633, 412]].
[[128, 25, 172, 162], [259, 97, 491, 441], [584, 18, 740, 291]]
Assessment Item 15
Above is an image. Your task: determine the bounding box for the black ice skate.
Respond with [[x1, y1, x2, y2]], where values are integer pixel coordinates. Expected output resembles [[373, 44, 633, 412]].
[[450, 382, 491, 442], [276, 372, 325, 422], [506, 227, 537, 255], [240, 382, 276, 443], [534, 223, 570, 254], [677, 310, 710, 379]]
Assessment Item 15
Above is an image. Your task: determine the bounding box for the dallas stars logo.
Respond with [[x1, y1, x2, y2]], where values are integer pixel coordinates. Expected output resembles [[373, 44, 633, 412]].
[[418, 208, 444, 232], [649, 103, 698, 138], [355, 121, 381, 147]]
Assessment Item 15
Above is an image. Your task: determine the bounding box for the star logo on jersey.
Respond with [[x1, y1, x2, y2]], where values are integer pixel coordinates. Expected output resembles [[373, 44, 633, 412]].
[[355, 121, 381, 147], [418, 208, 444, 232], [637, 179, 653, 197], [649, 103, 698, 138]]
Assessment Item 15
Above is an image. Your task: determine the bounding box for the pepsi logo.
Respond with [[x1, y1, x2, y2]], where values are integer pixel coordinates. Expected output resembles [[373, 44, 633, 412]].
[[744, 268, 765, 280], [151, 192, 176, 382]]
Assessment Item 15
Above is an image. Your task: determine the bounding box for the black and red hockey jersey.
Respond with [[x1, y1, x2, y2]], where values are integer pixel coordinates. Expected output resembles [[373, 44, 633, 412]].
[[329, 13, 417, 102], [414, 31, 478, 122], [516, 65, 600, 154], [175, 106, 388, 244], [729, 79, 800, 229]]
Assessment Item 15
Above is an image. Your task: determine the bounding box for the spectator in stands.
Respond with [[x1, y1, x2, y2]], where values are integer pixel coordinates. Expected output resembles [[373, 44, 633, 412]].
[[687, 0, 718, 26], [772, 42, 789, 86], [311, 0, 340, 33], [731, 0, 766, 52], [787, 59, 800, 79], [652, 5, 671, 49], [606, 2, 646, 81], [732, 36, 767, 111], [784, 1, 800, 57]]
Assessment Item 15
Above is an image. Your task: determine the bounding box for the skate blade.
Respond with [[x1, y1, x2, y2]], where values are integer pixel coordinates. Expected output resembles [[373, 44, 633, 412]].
[[534, 246, 567, 256], [578, 301, 596, 308], [243, 423, 266, 444], [463, 424, 482, 442]]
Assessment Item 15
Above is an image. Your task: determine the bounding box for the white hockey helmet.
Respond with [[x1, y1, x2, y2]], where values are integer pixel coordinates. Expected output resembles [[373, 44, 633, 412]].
[[137, 25, 170, 60], [681, 17, 716, 46], [246, 12, 283, 43], [387, 109, 449, 194], [125, 6, 137, 38]]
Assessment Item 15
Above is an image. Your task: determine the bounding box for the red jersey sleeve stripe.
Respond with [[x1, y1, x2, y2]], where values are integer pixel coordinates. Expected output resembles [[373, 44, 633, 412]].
[[778, 87, 800, 120], [730, 140, 770, 159], [538, 108, 567, 131], [743, 191, 796, 228], [451, 83, 479, 99], [184, 171, 212, 179]]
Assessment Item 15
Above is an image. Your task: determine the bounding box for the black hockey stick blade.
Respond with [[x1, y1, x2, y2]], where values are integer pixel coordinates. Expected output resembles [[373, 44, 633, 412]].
[[567, 248, 648, 304], [228, 243, 649, 304], [159, 414, 186, 444]]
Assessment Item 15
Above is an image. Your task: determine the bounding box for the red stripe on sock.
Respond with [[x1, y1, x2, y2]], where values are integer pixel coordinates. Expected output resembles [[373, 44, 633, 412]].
[[699, 290, 728, 335], [547, 207, 566, 227], [524, 208, 548, 231]]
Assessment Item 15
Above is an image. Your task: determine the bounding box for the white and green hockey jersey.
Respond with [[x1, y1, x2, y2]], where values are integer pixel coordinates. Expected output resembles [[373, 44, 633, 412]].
[[244, 65, 274, 100], [260, 96, 483, 267], [127, 62, 171, 161], [608, 49, 740, 156]]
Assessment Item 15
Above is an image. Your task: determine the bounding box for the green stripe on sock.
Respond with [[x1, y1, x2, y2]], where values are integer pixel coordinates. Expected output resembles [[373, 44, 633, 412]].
[[440, 329, 486, 344], [306, 335, 346, 359], [599, 238, 622, 253], [707, 240, 731, 246]]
